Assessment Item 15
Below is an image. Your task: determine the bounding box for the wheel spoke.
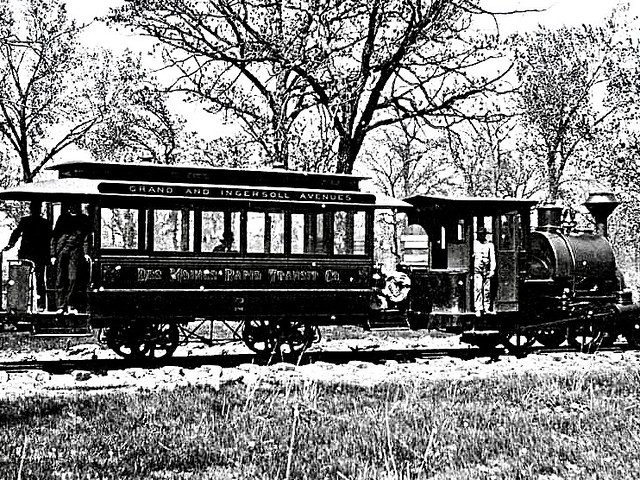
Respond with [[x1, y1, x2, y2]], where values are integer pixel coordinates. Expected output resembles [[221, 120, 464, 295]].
[[146, 323, 180, 359], [106, 322, 149, 358], [106, 322, 179, 359], [242, 319, 316, 358], [567, 324, 607, 353]]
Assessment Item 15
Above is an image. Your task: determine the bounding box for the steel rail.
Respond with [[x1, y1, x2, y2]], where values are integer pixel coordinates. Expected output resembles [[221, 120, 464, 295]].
[[0, 344, 631, 375]]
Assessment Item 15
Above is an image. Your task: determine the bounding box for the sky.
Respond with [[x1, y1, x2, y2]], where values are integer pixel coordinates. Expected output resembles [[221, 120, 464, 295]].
[[483, 0, 636, 32], [66, 0, 637, 43]]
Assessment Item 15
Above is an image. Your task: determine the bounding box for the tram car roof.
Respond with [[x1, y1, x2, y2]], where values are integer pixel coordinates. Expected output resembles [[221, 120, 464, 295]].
[[405, 194, 538, 217], [0, 160, 410, 209]]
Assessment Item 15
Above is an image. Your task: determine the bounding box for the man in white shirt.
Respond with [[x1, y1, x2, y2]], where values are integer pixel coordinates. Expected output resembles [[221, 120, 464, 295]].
[[473, 227, 496, 316]]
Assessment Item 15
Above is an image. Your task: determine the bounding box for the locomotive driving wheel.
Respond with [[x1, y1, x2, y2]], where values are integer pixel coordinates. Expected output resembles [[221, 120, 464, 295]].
[[502, 330, 536, 354], [535, 327, 567, 348], [567, 324, 610, 353], [242, 319, 315, 359], [626, 322, 640, 348]]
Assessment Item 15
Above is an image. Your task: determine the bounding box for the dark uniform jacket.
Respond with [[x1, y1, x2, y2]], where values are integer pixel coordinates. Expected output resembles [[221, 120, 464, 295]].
[[51, 213, 91, 257], [7, 215, 52, 263]]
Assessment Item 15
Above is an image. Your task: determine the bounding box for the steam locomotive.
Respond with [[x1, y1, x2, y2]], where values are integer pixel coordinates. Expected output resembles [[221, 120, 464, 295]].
[[0, 161, 638, 358], [382, 192, 640, 353]]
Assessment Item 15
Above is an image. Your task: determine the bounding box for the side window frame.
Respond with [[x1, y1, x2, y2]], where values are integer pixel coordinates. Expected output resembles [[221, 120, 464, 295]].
[[97, 205, 145, 252]]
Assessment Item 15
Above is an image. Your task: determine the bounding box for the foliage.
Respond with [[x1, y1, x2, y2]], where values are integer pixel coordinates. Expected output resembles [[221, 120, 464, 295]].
[[2, 369, 640, 478], [107, 0, 515, 173], [76, 50, 197, 165], [591, 4, 640, 264], [511, 20, 629, 202], [0, 0, 101, 183]]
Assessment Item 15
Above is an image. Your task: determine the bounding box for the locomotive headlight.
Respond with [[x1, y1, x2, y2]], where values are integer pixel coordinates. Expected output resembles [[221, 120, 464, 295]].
[[8, 280, 14, 286]]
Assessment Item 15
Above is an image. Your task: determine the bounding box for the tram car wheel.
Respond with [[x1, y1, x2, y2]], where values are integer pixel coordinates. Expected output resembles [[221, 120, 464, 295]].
[[106, 322, 179, 359], [242, 319, 316, 358]]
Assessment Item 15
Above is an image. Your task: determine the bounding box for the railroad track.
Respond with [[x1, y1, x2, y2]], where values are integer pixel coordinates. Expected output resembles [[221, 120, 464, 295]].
[[0, 343, 632, 375]]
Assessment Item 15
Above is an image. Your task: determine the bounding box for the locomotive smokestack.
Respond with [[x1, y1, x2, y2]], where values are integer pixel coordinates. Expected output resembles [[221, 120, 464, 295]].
[[536, 204, 563, 231], [583, 192, 619, 237]]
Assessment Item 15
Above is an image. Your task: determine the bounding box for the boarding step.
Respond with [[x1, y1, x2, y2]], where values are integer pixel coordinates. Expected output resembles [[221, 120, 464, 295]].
[[366, 310, 411, 331], [32, 314, 91, 336], [460, 330, 502, 348], [33, 332, 94, 337]]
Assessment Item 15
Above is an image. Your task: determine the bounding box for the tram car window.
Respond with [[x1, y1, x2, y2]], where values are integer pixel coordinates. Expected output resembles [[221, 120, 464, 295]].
[[201, 210, 240, 253], [152, 208, 194, 252], [246, 211, 286, 254], [100, 208, 139, 250], [334, 210, 366, 255]]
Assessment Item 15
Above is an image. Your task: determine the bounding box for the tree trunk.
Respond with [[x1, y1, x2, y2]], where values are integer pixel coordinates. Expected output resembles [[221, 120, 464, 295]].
[[547, 152, 560, 203], [336, 136, 361, 174]]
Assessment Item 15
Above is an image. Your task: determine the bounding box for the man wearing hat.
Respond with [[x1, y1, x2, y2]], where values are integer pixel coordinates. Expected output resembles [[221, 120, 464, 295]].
[[473, 226, 496, 316], [50, 202, 92, 313], [213, 230, 236, 253]]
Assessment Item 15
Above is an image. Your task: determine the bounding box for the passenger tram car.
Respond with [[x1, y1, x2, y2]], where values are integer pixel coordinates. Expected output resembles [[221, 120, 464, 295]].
[[1, 160, 639, 359]]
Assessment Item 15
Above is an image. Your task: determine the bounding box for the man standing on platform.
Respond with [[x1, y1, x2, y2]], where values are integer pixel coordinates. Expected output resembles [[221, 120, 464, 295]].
[[3, 200, 52, 310], [50, 202, 92, 314], [473, 227, 496, 316]]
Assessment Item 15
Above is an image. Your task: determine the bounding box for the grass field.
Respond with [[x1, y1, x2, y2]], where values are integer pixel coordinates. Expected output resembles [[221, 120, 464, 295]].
[[2, 367, 640, 480]]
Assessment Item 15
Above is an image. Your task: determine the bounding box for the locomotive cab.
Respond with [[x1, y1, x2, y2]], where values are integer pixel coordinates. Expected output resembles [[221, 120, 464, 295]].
[[401, 195, 537, 334]]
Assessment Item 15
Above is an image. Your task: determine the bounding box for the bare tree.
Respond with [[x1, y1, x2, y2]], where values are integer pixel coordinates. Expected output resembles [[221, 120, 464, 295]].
[[445, 115, 545, 198], [0, 0, 102, 182], [363, 121, 452, 262], [108, 0, 517, 173]]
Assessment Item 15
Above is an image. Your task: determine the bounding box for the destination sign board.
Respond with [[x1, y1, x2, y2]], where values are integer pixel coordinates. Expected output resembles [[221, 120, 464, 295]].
[[98, 182, 376, 204]]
